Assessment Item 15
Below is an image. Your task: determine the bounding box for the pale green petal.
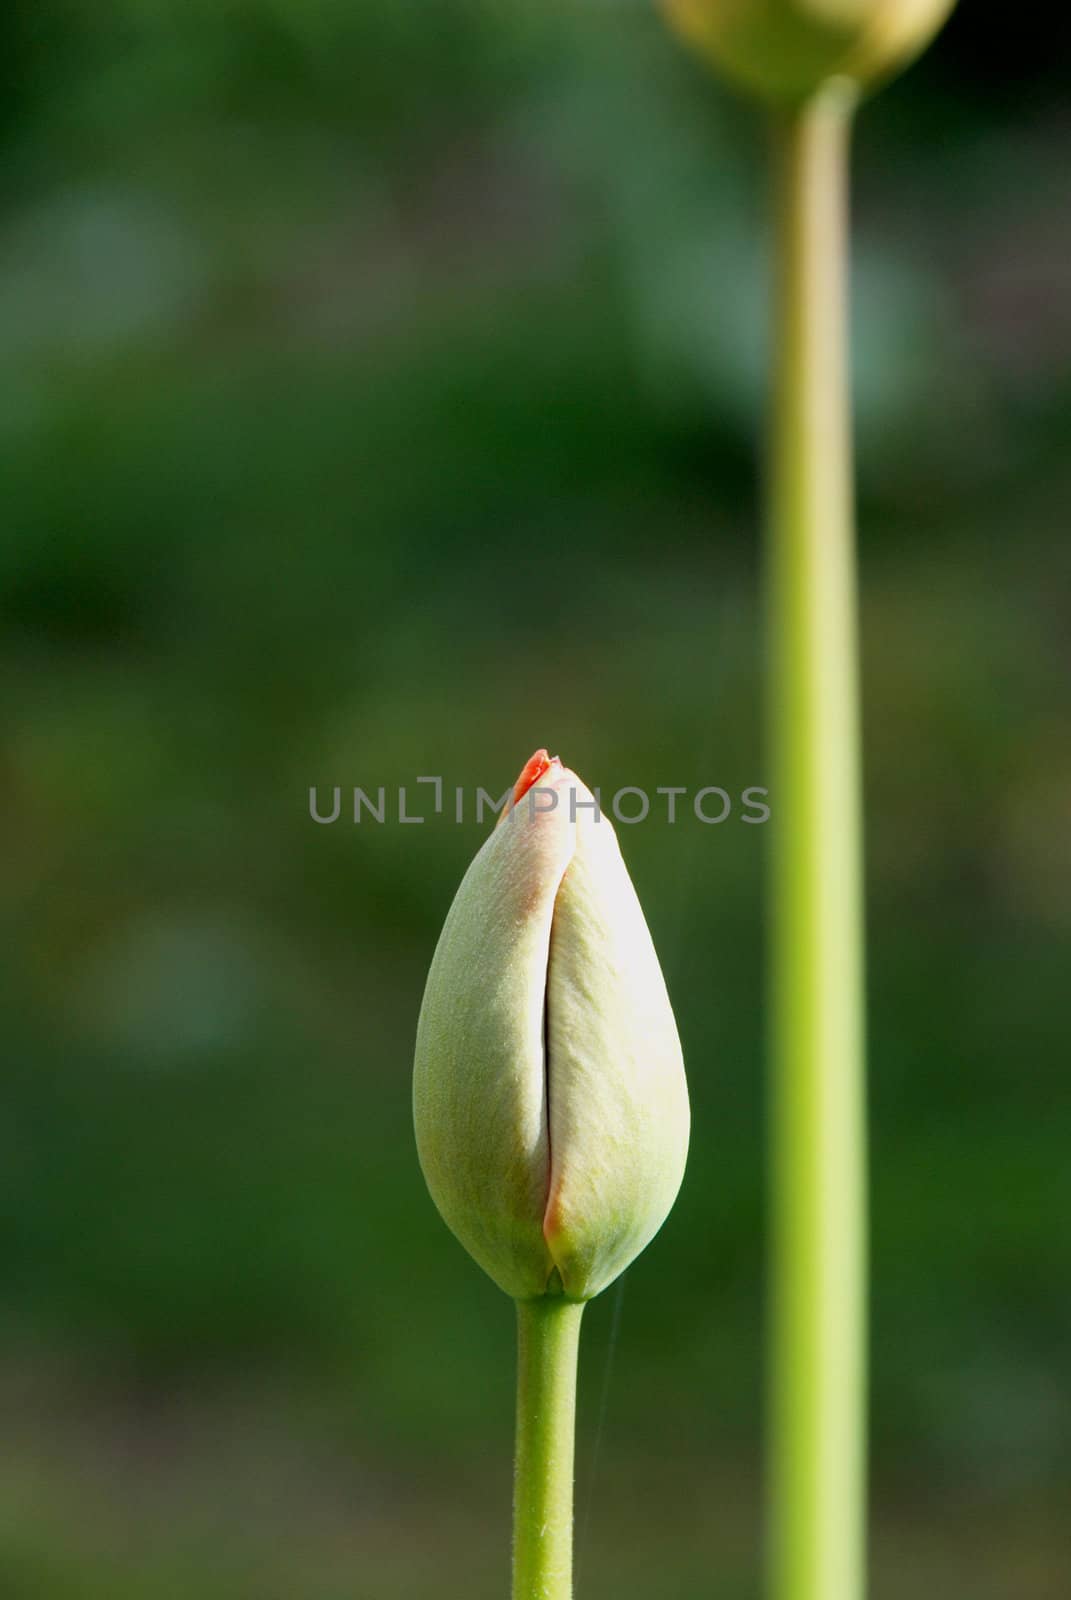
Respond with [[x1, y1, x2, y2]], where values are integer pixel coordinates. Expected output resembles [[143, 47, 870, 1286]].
[[413, 793, 574, 1298], [544, 802, 690, 1301]]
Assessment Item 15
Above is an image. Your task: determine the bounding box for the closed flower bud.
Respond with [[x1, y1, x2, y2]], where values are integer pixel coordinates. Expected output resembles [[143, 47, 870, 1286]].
[[414, 751, 690, 1302], [662, 0, 957, 103]]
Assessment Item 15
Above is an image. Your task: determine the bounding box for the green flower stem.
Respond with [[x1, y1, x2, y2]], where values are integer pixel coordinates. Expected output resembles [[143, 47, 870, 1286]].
[[512, 1295, 586, 1600], [765, 85, 867, 1600]]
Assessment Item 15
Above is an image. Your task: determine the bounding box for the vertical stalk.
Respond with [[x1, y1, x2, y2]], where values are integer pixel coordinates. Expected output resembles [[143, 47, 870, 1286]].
[[512, 1295, 585, 1600], [765, 85, 867, 1600]]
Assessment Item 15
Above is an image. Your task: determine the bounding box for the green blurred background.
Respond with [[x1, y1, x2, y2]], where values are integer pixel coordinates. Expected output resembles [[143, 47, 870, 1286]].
[[2, 3, 1069, 1596]]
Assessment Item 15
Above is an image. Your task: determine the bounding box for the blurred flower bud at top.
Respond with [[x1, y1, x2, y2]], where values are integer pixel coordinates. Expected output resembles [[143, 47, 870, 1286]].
[[413, 751, 690, 1303], [661, 0, 958, 103]]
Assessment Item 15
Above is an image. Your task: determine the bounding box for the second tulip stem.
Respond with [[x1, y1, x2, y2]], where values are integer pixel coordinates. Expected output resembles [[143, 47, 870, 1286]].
[[765, 85, 867, 1600], [512, 1294, 585, 1600]]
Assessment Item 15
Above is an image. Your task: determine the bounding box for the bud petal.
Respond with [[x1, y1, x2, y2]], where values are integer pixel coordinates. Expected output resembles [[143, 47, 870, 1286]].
[[413, 756, 572, 1298], [543, 800, 691, 1300]]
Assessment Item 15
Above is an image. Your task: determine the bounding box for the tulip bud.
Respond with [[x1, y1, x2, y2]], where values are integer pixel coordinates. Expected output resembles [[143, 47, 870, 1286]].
[[414, 751, 690, 1302], [661, 0, 957, 103]]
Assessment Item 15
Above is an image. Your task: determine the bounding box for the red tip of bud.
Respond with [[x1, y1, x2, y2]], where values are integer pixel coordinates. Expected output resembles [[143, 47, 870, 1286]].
[[512, 748, 558, 807]]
